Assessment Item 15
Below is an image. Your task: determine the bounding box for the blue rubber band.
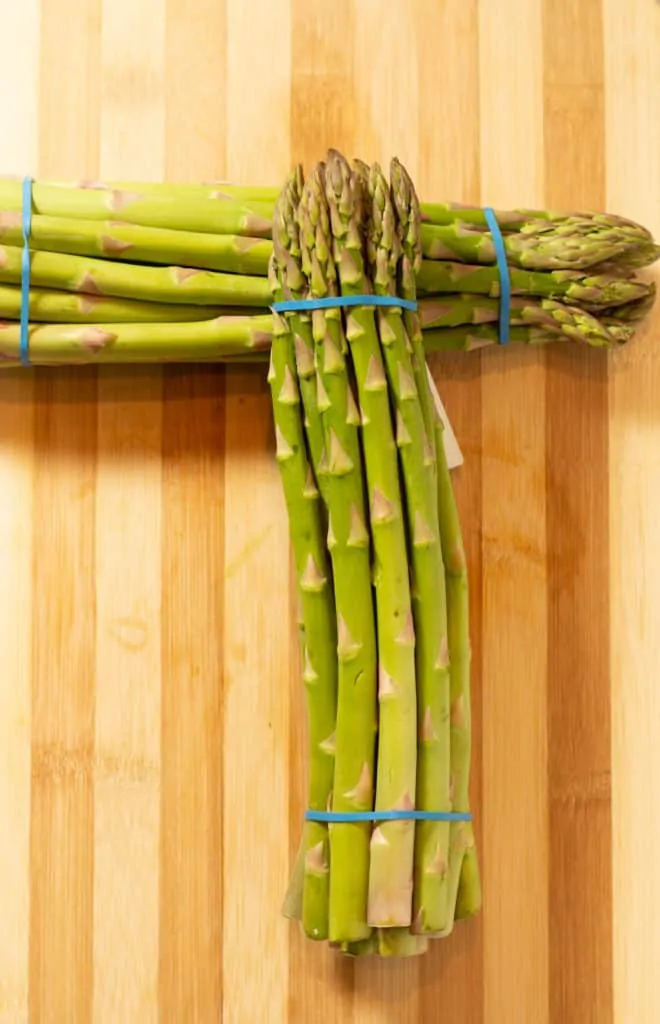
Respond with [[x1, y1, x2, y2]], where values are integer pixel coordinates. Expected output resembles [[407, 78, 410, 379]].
[[271, 294, 417, 313], [20, 176, 32, 366], [305, 809, 472, 823], [483, 207, 510, 344]]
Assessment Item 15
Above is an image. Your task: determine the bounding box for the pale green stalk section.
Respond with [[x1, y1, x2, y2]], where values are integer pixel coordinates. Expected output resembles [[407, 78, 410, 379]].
[[268, 202, 338, 937], [0, 245, 270, 306], [0, 315, 273, 365], [298, 165, 378, 944], [0, 283, 225, 322], [325, 150, 417, 929], [0, 212, 272, 276], [0, 180, 273, 237]]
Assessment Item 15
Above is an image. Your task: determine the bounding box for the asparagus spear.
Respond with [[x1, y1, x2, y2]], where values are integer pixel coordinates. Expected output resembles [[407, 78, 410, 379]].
[[0, 180, 273, 237], [46, 178, 282, 205], [366, 161, 451, 934], [420, 295, 631, 346], [0, 283, 227, 322], [297, 165, 378, 945], [416, 258, 653, 309], [0, 211, 272, 276], [0, 245, 270, 306], [390, 159, 437, 448], [433, 415, 482, 931], [418, 293, 641, 333], [420, 215, 653, 270], [270, 170, 329, 506], [0, 315, 273, 365], [422, 321, 632, 352], [268, 235, 338, 940], [419, 199, 656, 237], [325, 149, 418, 930]]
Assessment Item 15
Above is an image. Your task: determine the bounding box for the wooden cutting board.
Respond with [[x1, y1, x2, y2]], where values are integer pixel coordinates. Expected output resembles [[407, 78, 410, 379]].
[[1, 1, 659, 1021]]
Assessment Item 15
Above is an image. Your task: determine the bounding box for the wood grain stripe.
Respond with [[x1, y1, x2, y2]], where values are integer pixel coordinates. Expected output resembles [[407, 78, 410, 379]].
[[222, 8, 292, 1022], [29, 368, 98, 1022], [542, 3, 613, 1021], [604, 4, 660, 1022], [30, 2, 102, 1017], [160, 367, 224, 1021], [419, 3, 484, 1018], [93, 4, 166, 1019], [0, 7, 39, 1020], [0, 378, 34, 1023], [479, 4, 549, 1023]]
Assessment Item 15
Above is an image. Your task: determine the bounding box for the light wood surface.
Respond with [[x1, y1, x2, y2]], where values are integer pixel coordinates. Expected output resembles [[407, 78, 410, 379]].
[[0, 1, 658, 1021]]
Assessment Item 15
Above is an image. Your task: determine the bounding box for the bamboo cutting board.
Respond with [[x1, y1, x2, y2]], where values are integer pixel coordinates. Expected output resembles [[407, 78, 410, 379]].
[[1, 2, 659, 1022]]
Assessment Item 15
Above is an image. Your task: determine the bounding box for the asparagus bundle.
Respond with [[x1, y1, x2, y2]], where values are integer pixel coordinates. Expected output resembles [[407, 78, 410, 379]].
[[0, 168, 656, 368], [268, 151, 484, 960]]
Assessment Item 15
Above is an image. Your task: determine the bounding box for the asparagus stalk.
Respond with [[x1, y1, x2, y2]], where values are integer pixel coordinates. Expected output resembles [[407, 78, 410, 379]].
[[390, 159, 437, 448], [366, 161, 452, 934], [420, 295, 632, 346], [296, 167, 379, 944], [422, 321, 631, 352], [46, 178, 282, 205], [268, 233, 338, 940], [0, 283, 227, 322], [0, 211, 272, 276], [433, 415, 482, 930], [0, 245, 270, 306], [419, 200, 656, 237], [416, 258, 653, 309], [0, 180, 273, 237], [420, 215, 654, 270], [325, 150, 418, 929], [270, 171, 330, 506], [0, 315, 273, 365]]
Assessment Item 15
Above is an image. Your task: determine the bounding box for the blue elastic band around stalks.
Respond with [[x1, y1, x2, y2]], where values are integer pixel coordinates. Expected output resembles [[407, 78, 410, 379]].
[[306, 809, 472, 824], [271, 294, 417, 313], [483, 206, 510, 344], [20, 176, 33, 366]]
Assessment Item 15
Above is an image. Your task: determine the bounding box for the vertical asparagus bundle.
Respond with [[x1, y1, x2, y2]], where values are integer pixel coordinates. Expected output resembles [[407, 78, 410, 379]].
[[270, 151, 484, 959]]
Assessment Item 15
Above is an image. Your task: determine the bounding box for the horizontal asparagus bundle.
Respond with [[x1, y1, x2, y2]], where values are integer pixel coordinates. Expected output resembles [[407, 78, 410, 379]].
[[0, 166, 656, 367]]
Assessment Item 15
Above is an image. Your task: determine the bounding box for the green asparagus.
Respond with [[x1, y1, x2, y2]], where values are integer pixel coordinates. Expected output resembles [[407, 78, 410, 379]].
[[325, 150, 418, 930], [0, 211, 272, 276], [365, 161, 452, 934], [297, 166, 379, 944], [268, 227, 338, 940]]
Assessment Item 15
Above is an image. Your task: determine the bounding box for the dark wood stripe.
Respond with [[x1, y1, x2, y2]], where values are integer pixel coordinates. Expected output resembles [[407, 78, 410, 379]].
[[29, 368, 97, 1022], [543, 2, 614, 1021], [159, 367, 224, 1022]]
